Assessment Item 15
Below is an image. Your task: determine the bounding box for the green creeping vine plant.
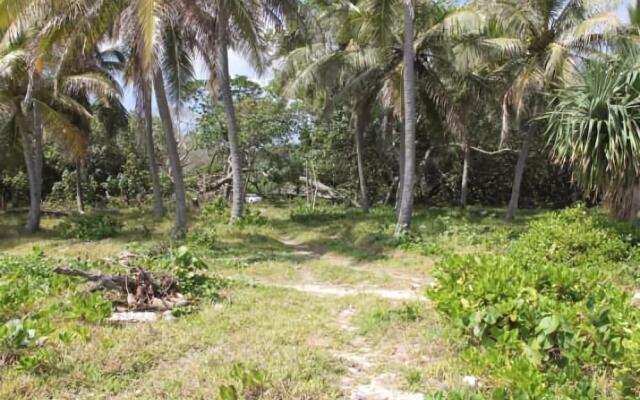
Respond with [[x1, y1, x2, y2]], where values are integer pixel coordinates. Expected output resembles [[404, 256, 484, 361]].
[[428, 206, 640, 399]]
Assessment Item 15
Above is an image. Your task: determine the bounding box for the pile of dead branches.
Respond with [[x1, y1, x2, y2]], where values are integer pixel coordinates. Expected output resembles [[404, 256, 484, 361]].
[[54, 265, 189, 312]]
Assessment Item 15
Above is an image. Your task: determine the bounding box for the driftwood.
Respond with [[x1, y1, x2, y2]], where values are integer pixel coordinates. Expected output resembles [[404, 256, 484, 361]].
[[53, 266, 186, 311], [200, 173, 233, 201], [298, 177, 362, 208], [54, 266, 139, 292], [298, 177, 345, 200]]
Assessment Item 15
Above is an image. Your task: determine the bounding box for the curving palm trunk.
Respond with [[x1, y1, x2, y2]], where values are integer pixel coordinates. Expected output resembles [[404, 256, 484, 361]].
[[21, 107, 43, 233], [354, 102, 370, 213], [142, 81, 165, 219], [506, 119, 535, 220], [505, 131, 531, 220], [153, 68, 188, 238], [460, 142, 470, 207], [217, 16, 244, 222], [395, 0, 416, 235]]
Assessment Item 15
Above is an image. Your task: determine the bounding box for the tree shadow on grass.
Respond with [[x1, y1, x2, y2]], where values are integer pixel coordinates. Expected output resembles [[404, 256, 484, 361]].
[[201, 233, 320, 266]]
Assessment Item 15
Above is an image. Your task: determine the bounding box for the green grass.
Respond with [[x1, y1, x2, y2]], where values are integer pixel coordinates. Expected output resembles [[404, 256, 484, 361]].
[[0, 201, 535, 399]]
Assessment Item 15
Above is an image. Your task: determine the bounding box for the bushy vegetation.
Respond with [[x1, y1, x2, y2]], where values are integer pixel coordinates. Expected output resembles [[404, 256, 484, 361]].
[[429, 206, 640, 398], [0, 253, 110, 372], [55, 213, 122, 240], [163, 246, 227, 301]]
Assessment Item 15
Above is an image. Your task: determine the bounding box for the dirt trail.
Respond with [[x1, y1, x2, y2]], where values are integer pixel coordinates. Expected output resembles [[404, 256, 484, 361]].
[[333, 305, 425, 400], [266, 282, 425, 301], [273, 236, 430, 399]]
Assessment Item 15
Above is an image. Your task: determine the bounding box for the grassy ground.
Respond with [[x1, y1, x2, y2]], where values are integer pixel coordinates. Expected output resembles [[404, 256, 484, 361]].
[[0, 201, 540, 399]]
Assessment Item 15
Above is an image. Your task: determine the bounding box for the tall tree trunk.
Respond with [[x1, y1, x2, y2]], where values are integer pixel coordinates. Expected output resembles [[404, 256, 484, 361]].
[[354, 102, 370, 213], [153, 68, 188, 239], [395, 0, 417, 235], [396, 126, 405, 213], [216, 16, 244, 222], [143, 81, 165, 219], [506, 122, 534, 220], [76, 159, 85, 213], [460, 142, 470, 207], [21, 107, 43, 233]]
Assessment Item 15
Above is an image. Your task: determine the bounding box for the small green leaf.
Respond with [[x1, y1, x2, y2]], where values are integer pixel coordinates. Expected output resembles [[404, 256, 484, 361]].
[[538, 315, 560, 335]]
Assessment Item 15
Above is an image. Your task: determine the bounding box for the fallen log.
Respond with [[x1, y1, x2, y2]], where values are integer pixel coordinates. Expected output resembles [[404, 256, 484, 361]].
[[298, 177, 362, 208], [298, 177, 345, 199], [53, 266, 138, 293]]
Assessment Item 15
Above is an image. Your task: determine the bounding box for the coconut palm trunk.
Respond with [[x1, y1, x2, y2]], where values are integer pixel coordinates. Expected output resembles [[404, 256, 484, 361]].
[[460, 142, 470, 207], [354, 102, 370, 213], [20, 108, 43, 233], [396, 125, 405, 213], [395, 0, 416, 235], [153, 68, 188, 238], [142, 81, 165, 219], [75, 159, 85, 213], [506, 121, 534, 220], [216, 16, 244, 222]]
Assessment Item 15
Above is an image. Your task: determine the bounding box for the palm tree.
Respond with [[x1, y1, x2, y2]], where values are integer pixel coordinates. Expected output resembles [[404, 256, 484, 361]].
[[0, 0, 126, 231], [281, 1, 482, 220], [139, 78, 166, 219], [153, 67, 188, 237], [280, 1, 407, 215], [0, 42, 121, 231], [118, 1, 197, 238], [395, 0, 416, 234], [187, 0, 299, 223], [545, 48, 640, 221], [473, 0, 622, 220]]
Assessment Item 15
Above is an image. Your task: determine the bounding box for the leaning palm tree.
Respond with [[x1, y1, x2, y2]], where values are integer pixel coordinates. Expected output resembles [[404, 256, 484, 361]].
[[0, 0, 125, 231], [546, 48, 640, 221], [117, 1, 197, 238], [185, 0, 299, 223], [474, 0, 622, 220], [0, 38, 122, 231]]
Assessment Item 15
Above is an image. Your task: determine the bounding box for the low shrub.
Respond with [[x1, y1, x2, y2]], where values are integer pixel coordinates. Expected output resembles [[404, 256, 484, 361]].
[[429, 206, 640, 398], [200, 197, 229, 223], [56, 213, 122, 240], [188, 226, 218, 247], [217, 363, 269, 400], [0, 254, 110, 371], [237, 207, 267, 227], [164, 245, 227, 301]]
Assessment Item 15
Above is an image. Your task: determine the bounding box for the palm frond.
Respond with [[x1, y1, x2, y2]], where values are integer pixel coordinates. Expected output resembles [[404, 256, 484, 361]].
[[61, 72, 122, 101], [34, 99, 89, 160]]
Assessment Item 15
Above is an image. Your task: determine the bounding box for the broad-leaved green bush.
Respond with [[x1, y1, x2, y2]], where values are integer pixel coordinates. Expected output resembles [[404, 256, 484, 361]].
[[0, 254, 111, 371], [164, 246, 226, 300], [429, 206, 640, 398]]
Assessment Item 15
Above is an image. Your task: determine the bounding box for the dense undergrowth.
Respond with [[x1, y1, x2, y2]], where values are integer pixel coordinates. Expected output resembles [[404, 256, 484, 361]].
[[0, 244, 226, 373], [7, 202, 640, 398], [0, 252, 111, 372], [428, 206, 640, 398]]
